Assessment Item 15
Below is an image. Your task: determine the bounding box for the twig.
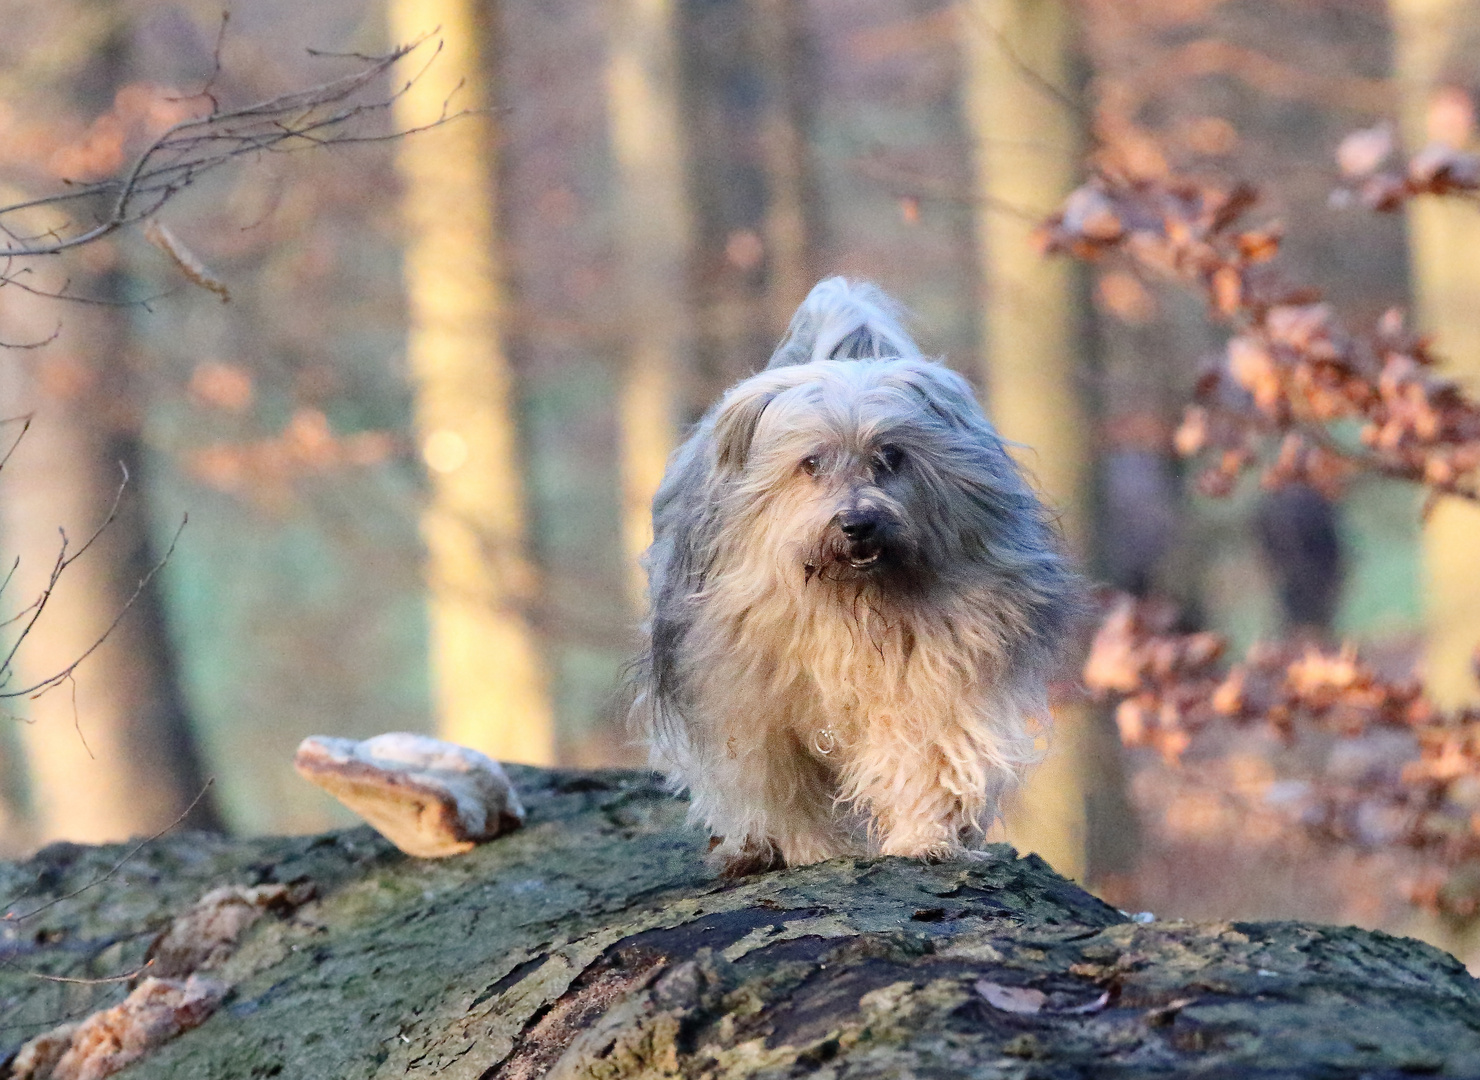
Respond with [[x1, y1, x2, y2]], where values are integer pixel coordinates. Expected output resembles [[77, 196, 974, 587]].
[[1, 270, 175, 309], [8, 514, 188, 700], [0, 463, 134, 688], [963, 3, 1087, 121], [2, 779, 215, 923], [2, 956, 155, 985], [0, 414, 32, 472], [0, 324, 62, 350], [67, 673, 92, 760]]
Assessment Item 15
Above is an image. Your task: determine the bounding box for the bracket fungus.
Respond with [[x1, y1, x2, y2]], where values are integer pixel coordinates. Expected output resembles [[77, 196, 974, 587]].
[[294, 732, 525, 857]]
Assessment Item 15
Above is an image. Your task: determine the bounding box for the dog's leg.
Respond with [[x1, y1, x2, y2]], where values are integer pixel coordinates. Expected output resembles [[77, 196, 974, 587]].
[[849, 730, 991, 860], [768, 732, 858, 866], [699, 729, 851, 873]]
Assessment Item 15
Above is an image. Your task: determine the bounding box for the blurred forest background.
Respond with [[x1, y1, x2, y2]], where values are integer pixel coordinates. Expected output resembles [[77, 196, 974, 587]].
[[5, 0, 1480, 962]]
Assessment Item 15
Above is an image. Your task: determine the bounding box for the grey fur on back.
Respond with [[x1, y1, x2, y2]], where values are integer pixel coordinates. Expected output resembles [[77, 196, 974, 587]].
[[766, 277, 921, 368]]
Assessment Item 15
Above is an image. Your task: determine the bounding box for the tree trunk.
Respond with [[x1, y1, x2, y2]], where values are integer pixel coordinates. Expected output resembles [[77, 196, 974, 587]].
[[677, 0, 801, 409], [0, 280, 220, 845], [959, 0, 1108, 883], [388, 0, 555, 764], [0, 6, 220, 845], [3, 767, 1478, 1078], [1390, 0, 1480, 711], [606, 0, 694, 608], [1384, 0, 1480, 972]]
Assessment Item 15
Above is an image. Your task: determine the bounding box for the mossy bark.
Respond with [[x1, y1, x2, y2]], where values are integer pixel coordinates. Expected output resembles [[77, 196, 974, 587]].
[[3, 768, 1479, 1078]]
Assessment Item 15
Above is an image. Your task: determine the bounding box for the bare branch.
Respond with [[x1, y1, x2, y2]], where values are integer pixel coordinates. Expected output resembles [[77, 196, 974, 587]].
[[0, 34, 461, 287], [67, 673, 92, 760], [60, 462, 132, 572], [0, 532, 79, 694]]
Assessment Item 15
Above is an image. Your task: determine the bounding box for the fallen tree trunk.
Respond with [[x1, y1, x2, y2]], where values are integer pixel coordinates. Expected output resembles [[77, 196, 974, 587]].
[[3, 767, 1479, 1078]]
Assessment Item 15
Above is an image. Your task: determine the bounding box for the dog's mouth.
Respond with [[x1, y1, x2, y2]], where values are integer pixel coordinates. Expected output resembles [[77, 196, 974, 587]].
[[806, 541, 886, 582]]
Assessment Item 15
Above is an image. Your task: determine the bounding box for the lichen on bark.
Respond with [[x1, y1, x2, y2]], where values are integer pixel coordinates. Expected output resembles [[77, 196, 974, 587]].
[[3, 767, 1479, 1078]]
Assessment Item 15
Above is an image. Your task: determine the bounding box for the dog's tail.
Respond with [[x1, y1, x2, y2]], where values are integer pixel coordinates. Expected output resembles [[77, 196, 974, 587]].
[[766, 277, 921, 369]]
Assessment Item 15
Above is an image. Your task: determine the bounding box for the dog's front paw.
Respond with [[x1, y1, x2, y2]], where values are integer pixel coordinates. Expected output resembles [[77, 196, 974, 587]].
[[711, 836, 786, 878], [879, 837, 959, 862]]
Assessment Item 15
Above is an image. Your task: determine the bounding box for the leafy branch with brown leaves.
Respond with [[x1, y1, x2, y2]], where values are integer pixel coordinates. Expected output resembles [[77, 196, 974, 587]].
[[1046, 134, 1480, 918], [1039, 160, 1480, 507], [1084, 594, 1480, 918]]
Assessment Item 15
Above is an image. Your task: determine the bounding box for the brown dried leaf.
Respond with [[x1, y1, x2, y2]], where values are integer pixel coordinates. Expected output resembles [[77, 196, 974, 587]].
[[144, 219, 230, 302], [1098, 270, 1156, 323], [1237, 226, 1282, 263], [1196, 467, 1236, 498], [1211, 671, 1245, 716], [1115, 699, 1148, 745], [1358, 174, 1409, 213], [1061, 185, 1123, 242], [1173, 407, 1209, 457], [1208, 184, 1259, 234], [1057, 990, 1112, 1015], [1083, 599, 1144, 694], [1156, 729, 1191, 764], [1211, 266, 1242, 316], [1227, 337, 1281, 411], [1337, 123, 1395, 179], [189, 361, 254, 412], [1409, 142, 1480, 189], [1146, 997, 1197, 1027], [975, 980, 1046, 1014]]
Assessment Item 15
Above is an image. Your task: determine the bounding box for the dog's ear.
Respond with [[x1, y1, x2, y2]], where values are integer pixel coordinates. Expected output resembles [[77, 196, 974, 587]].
[[712, 383, 779, 471]]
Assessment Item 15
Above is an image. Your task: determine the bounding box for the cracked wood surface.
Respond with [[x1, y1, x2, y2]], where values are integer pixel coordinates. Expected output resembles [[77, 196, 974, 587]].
[[3, 767, 1480, 1078]]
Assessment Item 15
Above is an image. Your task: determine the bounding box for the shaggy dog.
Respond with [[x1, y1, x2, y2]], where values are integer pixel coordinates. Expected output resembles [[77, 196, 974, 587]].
[[630, 278, 1078, 876]]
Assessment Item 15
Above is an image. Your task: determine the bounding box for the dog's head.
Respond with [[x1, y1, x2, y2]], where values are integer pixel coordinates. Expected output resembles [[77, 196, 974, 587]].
[[707, 357, 1056, 592]]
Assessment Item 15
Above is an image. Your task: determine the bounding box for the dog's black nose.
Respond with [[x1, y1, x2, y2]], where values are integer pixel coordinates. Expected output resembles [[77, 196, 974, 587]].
[[837, 511, 877, 540]]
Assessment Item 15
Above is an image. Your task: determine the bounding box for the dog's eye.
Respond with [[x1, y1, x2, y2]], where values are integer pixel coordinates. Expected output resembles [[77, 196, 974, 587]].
[[800, 454, 821, 476], [874, 445, 904, 473]]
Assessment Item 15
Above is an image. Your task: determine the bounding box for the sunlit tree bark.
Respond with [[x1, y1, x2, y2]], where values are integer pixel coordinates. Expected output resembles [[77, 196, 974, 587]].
[[388, 0, 555, 763], [606, 0, 694, 608], [960, 0, 1098, 881], [1391, 0, 1480, 710]]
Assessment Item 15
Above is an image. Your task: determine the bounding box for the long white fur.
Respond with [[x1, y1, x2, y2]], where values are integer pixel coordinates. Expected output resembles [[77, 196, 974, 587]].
[[631, 278, 1077, 873]]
